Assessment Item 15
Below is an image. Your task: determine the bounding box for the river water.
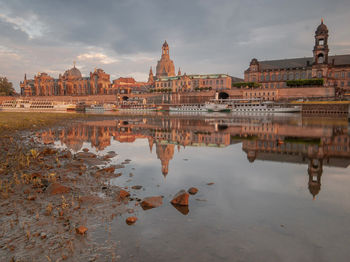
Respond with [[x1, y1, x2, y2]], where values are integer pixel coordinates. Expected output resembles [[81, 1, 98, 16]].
[[40, 113, 350, 261]]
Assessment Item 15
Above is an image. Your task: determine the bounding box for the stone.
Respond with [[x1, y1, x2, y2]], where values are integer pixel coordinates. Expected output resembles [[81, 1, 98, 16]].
[[27, 195, 36, 201], [40, 232, 47, 239], [188, 187, 198, 195], [75, 152, 96, 159], [116, 190, 130, 201], [207, 182, 215, 186], [131, 185, 142, 190], [171, 190, 189, 206], [126, 216, 137, 225], [47, 183, 71, 195], [82, 148, 89, 152], [76, 226, 88, 235], [141, 196, 163, 210]]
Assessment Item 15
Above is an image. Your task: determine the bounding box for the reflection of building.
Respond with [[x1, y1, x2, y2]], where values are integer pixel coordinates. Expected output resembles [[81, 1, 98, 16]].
[[156, 144, 174, 176], [20, 64, 111, 96], [40, 116, 350, 198], [245, 20, 350, 91]]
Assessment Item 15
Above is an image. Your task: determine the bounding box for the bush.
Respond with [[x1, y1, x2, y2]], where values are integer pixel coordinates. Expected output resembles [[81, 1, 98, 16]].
[[232, 82, 260, 88], [286, 79, 324, 87]]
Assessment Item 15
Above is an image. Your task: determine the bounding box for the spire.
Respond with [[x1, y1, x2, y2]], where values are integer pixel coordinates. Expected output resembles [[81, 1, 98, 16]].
[[149, 66, 153, 75], [321, 18, 324, 24], [24, 73, 27, 80], [73, 61, 76, 68], [178, 68, 181, 76]]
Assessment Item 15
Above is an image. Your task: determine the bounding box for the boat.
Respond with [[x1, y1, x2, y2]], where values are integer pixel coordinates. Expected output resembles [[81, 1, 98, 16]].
[[0, 99, 76, 111], [116, 104, 157, 111], [224, 99, 301, 113], [169, 104, 207, 112], [204, 101, 230, 112], [85, 104, 105, 112]]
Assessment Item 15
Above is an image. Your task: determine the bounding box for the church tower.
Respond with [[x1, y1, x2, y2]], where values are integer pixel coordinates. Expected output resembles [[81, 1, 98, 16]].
[[156, 41, 176, 78], [148, 67, 154, 83], [313, 19, 329, 64]]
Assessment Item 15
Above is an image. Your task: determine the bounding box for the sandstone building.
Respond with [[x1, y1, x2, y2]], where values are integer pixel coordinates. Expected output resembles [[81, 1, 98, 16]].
[[20, 63, 111, 96], [244, 20, 350, 93]]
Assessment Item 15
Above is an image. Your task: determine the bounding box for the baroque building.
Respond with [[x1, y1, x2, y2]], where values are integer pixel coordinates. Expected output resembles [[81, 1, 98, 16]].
[[20, 63, 111, 96], [244, 20, 350, 91], [155, 41, 175, 78]]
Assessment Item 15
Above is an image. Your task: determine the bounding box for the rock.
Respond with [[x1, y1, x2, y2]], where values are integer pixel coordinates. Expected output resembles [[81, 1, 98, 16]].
[[27, 195, 36, 201], [116, 189, 130, 201], [171, 190, 189, 206], [131, 185, 142, 190], [125, 216, 137, 225], [47, 183, 71, 195], [82, 148, 89, 152], [75, 152, 96, 159], [41, 148, 57, 155], [207, 182, 215, 186], [40, 232, 47, 239], [188, 187, 198, 195], [127, 208, 134, 214], [76, 226, 88, 235], [141, 196, 163, 210], [171, 203, 189, 215]]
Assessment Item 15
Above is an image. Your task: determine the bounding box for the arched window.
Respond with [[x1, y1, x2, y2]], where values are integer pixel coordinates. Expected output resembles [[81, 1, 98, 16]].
[[319, 39, 324, 46], [318, 53, 324, 64]]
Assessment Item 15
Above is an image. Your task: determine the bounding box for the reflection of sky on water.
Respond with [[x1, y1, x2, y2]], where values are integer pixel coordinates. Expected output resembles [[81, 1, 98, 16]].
[[43, 116, 350, 261]]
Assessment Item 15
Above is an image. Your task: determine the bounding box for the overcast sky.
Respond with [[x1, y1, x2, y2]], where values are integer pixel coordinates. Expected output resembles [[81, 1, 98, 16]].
[[1, 0, 350, 91]]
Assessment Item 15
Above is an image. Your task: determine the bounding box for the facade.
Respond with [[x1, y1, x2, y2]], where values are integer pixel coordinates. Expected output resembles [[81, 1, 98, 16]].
[[111, 77, 147, 95], [244, 20, 350, 93], [20, 64, 111, 96], [154, 74, 233, 92]]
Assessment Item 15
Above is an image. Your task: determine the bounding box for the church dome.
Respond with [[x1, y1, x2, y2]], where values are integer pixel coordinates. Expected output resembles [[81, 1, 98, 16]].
[[316, 20, 328, 35], [64, 64, 82, 78]]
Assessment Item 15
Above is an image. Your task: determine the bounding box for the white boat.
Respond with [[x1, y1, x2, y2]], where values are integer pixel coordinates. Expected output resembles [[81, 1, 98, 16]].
[[169, 104, 207, 112], [204, 101, 230, 112], [117, 104, 157, 111], [85, 104, 105, 112], [225, 99, 301, 113], [0, 99, 75, 111]]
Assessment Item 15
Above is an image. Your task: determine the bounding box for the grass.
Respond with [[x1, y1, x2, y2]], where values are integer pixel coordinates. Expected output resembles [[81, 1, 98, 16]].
[[0, 112, 89, 134]]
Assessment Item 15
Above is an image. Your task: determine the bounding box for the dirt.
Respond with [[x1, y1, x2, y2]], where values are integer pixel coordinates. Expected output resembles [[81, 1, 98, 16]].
[[0, 123, 135, 262]]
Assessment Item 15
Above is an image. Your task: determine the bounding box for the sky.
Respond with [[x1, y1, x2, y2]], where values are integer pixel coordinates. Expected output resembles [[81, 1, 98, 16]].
[[1, 0, 350, 91]]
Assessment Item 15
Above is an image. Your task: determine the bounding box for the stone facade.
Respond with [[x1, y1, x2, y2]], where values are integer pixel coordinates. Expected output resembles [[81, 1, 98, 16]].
[[20, 64, 111, 96], [244, 20, 350, 92]]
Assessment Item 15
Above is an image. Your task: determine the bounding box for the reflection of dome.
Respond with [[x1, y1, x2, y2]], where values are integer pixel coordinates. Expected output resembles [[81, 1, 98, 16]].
[[316, 20, 328, 35], [63, 64, 82, 78], [308, 182, 321, 200], [247, 150, 256, 163], [163, 40, 168, 47]]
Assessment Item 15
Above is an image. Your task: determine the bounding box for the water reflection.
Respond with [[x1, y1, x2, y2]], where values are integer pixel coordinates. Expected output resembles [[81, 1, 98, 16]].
[[39, 114, 350, 200]]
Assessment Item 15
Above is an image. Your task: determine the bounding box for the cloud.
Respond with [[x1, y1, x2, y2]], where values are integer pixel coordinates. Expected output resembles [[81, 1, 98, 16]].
[[0, 0, 350, 91]]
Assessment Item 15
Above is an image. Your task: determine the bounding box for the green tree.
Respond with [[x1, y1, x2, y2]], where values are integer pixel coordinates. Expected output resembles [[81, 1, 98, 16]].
[[0, 77, 15, 96]]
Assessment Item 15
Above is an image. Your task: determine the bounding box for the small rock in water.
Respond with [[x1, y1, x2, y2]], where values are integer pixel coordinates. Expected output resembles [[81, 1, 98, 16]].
[[126, 216, 137, 225], [188, 187, 198, 195], [141, 196, 163, 210], [116, 189, 130, 201], [171, 190, 189, 206], [40, 232, 47, 239], [82, 148, 89, 152], [131, 185, 142, 190], [76, 226, 88, 235], [207, 182, 215, 186]]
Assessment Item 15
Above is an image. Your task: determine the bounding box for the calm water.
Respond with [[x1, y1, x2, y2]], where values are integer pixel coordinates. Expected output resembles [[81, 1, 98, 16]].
[[41, 113, 350, 261]]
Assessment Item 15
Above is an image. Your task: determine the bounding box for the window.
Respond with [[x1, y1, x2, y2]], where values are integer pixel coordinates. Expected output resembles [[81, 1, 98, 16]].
[[271, 74, 275, 81], [341, 81, 344, 87], [295, 73, 299, 79], [317, 71, 322, 78], [278, 74, 282, 81], [319, 39, 324, 46], [348, 81, 350, 86], [289, 73, 294, 80], [266, 74, 270, 81], [221, 80, 223, 84], [341, 72, 345, 78], [308, 73, 312, 79], [348, 72, 350, 78], [260, 75, 264, 81], [335, 73, 339, 78], [283, 74, 287, 81], [301, 72, 306, 79]]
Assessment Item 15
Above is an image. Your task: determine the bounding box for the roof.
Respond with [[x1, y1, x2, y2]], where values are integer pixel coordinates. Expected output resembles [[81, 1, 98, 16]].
[[249, 54, 350, 71]]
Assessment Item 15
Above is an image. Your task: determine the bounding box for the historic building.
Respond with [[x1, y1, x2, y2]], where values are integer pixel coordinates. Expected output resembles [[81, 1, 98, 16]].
[[110, 77, 147, 95], [20, 63, 111, 96], [155, 41, 176, 78], [244, 20, 350, 92]]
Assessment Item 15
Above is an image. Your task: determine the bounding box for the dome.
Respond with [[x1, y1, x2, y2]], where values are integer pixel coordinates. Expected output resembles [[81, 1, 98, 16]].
[[250, 58, 259, 66], [316, 20, 328, 35], [63, 64, 82, 78]]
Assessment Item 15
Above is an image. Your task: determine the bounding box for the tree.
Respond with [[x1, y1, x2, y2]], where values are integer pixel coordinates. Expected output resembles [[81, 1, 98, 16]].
[[0, 77, 15, 96]]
